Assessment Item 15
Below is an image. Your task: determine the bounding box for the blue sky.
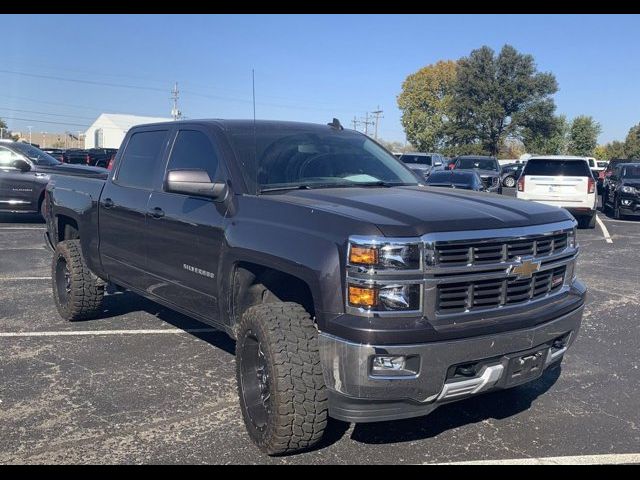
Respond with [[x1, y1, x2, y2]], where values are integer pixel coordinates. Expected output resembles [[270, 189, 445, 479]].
[[1, 14, 639, 144]]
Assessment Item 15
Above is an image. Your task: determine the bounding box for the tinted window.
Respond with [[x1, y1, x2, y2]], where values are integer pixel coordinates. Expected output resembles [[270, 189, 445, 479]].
[[621, 165, 640, 178], [426, 171, 453, 184], [116, 130, 168, 189], [9, 142, 59, 166], [523, 159, 591, 177], [400, 155, 432, 165], [166, 130, 219, 182], [455, 158, 499, 171]]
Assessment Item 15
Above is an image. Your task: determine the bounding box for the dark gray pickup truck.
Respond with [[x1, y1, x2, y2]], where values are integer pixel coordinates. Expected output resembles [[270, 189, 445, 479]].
[[44, 119, 586, 455]]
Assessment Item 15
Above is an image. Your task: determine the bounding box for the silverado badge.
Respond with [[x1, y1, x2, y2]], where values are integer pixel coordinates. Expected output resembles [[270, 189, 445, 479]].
[[509, 259, 541, 279]]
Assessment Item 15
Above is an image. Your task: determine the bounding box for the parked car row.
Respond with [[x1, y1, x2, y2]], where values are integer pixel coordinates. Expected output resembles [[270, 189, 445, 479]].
[[42, 147, 117, 169], [0, 140, 107, 217]]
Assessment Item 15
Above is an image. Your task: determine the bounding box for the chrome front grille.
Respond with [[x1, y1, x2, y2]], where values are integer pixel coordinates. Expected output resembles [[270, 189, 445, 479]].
[[435, 233, 568, 267], [437, 266, 566, 313]]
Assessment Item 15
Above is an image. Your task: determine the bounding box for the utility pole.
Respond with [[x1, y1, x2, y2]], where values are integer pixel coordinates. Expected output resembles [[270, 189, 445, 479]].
[[171, 82, 182, 121], [360, 112, 374, 136], [351, 116, 361, 131], [28, 126, 32, 144], [77, 131, 83, 148], [43, 132, 47, 148], [0, 127, 4, 139], [371, 106, 384, 140]]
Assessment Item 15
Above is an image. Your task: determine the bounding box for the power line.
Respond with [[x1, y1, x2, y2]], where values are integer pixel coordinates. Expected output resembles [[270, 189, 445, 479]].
[[0, 106, 96, 121]]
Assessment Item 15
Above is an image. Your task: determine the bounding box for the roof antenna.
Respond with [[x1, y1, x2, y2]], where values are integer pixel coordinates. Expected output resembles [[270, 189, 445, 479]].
[[328, 118, 343, 130], [252, 69, 258, 193]]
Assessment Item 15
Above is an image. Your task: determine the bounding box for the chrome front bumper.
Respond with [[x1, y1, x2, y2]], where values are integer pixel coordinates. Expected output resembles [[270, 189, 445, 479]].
[[319, 303, 583, 423]]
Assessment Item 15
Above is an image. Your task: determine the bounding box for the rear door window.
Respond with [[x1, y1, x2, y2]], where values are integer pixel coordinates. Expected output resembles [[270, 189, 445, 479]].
[[523, 159, 591, 177], [116, 130, 169, 189]]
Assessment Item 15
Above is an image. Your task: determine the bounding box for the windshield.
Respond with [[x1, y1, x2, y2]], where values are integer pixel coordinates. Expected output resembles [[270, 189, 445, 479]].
[[227, 127, 419, 193], [400, 154, 432, 166], [622, 166, 640, 178], [10, 143, 60, 166], [455, 158, 498, 171]]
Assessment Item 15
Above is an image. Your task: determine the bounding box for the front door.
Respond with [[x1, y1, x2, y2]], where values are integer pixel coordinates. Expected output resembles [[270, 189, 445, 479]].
[[145, 127, 228, 321], [0, 147, 37, 212]]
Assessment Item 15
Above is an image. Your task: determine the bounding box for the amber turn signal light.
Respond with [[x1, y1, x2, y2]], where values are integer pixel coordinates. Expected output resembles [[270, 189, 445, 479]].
[[348, 285, 378, 308], [349, 246, 378, 265]]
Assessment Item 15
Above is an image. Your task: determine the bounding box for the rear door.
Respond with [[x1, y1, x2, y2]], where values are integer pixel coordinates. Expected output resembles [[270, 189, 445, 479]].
[[98, 127, 171, 290], [144, 126, 229, 321], [521, 159, 592, 206]]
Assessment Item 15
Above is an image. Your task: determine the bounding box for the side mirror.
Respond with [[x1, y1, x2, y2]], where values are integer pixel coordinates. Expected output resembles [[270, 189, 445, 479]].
[[165, 169, 228, 202], [13, 159, 32, 172], [434, 161, 443, 167]]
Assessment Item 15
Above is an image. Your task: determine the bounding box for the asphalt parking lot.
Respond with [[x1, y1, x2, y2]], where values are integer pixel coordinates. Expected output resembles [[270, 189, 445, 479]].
[[1, 190, 639, 464]]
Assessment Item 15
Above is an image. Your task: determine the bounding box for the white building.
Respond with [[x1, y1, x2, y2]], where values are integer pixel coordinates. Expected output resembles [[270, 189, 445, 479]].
[[84, 113, 172, 149]]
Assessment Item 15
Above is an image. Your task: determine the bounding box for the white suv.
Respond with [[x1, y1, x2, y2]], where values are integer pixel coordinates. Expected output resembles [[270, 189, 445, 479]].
[[516, 156, 597, 229]]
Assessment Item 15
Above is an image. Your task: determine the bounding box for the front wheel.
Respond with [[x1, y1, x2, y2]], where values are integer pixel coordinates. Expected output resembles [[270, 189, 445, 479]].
[[614, 199, 623, 220], [236, 302, 328, 455], [503, 176, 516, 188], [52, 240, 105, 321]]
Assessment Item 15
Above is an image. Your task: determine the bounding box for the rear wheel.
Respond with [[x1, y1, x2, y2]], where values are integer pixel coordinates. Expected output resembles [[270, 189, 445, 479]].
[[52, 240, 104, 321], [236, 302, 328, 455]]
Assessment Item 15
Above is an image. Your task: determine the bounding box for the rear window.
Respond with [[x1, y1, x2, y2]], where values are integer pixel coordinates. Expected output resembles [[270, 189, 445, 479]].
[[400, 155, 432, 165], [523, 159, 591, 177]]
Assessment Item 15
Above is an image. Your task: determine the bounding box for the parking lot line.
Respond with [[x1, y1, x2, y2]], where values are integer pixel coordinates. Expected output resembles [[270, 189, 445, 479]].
[[0, 227, 46, 230], [430, 452, 640, 465], [596, 214, 613, 243], [0, 276, 51, 280], [0, 328, 219, 337]]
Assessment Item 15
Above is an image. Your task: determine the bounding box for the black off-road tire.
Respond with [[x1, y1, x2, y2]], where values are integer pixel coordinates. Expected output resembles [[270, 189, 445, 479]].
[[52, 240, 105, 321], [614, 199, 623, 220], [236, 302, 328, 455]]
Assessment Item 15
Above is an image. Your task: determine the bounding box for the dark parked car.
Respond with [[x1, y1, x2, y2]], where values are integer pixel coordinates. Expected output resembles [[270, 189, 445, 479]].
[[44, 119, 585, 455], [425, 170, 485, 191], [602, 163, 640, 219], [399, 152, 445, 180], [452, 155, 502, 193], [61, 148, 91, 165], [42, 148, 65, 162], [87, 148, 118, 168], [602, 158, 640, 194], [500, 163, 525, 188], [0, 141, 107, 217]]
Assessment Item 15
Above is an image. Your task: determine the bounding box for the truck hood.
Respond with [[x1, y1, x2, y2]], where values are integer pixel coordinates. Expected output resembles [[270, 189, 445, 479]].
[[271, 186, 573, 237]]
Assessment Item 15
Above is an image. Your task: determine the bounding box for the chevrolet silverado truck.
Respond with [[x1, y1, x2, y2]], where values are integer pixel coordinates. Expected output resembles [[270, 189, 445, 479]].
[[44, 119, 586, 455]]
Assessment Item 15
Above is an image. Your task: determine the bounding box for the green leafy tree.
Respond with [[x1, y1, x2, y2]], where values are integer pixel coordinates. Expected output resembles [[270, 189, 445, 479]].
[[624, 123, 640, 159], [448, 45, 558, 156], [568, 115, 601, 156], [397, 60, 457, 152], [594, 141, 626, 160], [523, 114, 569, 155]]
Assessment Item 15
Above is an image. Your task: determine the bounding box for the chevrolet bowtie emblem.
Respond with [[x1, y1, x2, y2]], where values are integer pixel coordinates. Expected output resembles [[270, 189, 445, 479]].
[[510, 259, 541, 279]]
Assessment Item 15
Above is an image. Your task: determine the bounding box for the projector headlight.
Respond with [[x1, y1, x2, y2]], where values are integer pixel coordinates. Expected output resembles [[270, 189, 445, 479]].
[[348, 238, 421, 271], [621, 186, 635, 194]]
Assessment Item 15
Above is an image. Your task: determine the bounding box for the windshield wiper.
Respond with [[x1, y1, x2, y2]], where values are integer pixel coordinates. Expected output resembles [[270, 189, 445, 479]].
[[259, 185, 314, 193]]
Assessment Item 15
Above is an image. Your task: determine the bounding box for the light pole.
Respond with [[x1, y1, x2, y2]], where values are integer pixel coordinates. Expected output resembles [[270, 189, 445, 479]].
[[28, 126, 33, 144], [43, 132, 47, 148]]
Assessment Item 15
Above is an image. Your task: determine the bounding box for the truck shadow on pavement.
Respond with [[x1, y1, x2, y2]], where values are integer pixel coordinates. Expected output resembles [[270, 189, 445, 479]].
[[96, 290, 236, 355], [91, 289, 562, 452], [0, 213, 45, 224]]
